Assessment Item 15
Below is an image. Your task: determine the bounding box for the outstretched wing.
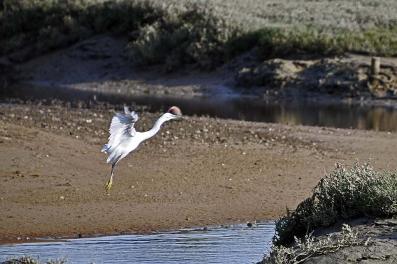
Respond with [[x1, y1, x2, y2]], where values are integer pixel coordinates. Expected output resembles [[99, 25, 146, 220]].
[[102, 106, 139, 154]]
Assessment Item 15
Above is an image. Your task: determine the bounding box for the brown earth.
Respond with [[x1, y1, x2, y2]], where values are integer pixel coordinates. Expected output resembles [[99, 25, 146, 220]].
[[2, 34, 397, 245], [1, 101, 397, 243]]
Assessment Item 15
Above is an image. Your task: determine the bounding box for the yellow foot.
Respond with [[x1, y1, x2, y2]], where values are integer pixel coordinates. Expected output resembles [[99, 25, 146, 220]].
[[105, 178, 113, 192]]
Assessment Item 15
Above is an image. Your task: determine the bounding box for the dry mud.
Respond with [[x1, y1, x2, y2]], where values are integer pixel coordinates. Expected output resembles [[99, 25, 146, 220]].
[[1, 101, 397, 243]]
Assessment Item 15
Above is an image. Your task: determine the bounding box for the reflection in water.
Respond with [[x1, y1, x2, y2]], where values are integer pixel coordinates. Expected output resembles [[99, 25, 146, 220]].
[[3, 84, 397, 131], [0, 222, 275, 264]]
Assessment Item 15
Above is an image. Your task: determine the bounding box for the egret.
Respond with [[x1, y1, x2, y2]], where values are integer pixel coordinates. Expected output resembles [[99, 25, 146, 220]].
[[101, 105, 183, 191]]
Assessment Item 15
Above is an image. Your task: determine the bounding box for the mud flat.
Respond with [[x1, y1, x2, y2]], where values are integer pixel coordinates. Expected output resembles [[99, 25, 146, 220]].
[[1, 100, 397, 243]]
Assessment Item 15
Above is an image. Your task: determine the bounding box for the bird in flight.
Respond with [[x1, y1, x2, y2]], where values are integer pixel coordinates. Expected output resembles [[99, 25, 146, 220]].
[[102, 106, 183, 192]]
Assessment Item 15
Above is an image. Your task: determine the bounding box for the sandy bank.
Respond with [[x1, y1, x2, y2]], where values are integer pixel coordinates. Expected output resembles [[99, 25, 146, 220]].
[[1, 101, 397, 243]]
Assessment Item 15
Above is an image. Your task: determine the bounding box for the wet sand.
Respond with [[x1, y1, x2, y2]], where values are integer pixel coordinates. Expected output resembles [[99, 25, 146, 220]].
[[1, 101, 397, 243]]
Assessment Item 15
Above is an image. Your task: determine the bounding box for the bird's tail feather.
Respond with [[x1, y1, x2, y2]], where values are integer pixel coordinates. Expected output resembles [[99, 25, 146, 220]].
[[102, 144, 123, 164], [105, 147, 123, 164]]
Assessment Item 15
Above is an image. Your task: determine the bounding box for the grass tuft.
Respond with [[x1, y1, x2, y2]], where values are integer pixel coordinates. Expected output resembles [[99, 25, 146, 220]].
[[274, 163, 397, 246]]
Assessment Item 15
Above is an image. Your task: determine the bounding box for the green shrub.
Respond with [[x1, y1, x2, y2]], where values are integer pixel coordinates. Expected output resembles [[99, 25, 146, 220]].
[[275, 163, 397, 246], [1, 1, 397, 68], [127, 5, 239, 70], [0, 0, 163, 58]]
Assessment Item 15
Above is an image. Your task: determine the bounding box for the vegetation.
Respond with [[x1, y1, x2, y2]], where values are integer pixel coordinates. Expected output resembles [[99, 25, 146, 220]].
[[254, 26, 397, 58], [1, 0, 397, 69], [0, 0, 163, 60], [158, 0, 397, 32], [274, 163, 397, 246], [128, 5, 240, 70], [262, 224, 370, 264]]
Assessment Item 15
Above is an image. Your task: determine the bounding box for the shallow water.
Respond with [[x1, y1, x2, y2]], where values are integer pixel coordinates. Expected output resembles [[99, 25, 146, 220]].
[[4, 84, 397, 131], [0, 222, 275, 264]]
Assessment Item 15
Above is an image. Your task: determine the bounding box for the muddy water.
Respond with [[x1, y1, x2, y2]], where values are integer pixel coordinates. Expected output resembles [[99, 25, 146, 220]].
[[0, 222, 274, 264], [3, 84, 397, 131]]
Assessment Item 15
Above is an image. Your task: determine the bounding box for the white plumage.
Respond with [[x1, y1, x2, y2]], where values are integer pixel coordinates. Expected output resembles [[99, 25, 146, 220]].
[[102, 106, 139, 164], [102, 105, 182, 191]]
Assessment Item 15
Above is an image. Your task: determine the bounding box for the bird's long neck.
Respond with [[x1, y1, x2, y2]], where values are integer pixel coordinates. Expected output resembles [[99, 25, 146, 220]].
[[141, 114, 168, 140]]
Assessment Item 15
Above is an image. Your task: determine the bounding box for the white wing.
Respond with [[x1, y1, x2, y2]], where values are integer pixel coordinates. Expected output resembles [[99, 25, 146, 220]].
[[102, 106, 139, 154]]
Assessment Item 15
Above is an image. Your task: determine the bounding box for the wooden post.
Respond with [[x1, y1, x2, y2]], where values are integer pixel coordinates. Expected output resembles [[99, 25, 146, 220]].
[[371, 57, 380, 76]]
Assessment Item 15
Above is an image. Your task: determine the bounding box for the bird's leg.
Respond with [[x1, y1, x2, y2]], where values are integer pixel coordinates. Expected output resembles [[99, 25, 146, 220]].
[[105, 164, 115, 192]]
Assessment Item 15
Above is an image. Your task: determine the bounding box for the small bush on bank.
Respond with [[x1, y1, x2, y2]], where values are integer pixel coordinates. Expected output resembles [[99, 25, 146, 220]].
[[274, 163, 397, 246]]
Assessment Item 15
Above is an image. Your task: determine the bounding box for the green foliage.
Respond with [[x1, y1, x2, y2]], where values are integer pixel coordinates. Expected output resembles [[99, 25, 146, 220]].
[[275, 163, 397, 246], [250, 26, 397, 58], [128, 5, 239, 70], [0, 0, 162, 58], [1, 0, 397, 68]]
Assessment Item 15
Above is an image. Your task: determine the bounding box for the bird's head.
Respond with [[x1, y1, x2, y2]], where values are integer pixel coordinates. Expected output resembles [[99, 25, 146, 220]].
[[163, 106, 183, 121]]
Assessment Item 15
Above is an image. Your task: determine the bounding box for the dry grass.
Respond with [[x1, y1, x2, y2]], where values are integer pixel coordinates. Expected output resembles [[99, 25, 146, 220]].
[[261, 163, 397, 263], [274, 163, 397, 246], [262, 224, 371, 264], [155, 0, 397, 31]]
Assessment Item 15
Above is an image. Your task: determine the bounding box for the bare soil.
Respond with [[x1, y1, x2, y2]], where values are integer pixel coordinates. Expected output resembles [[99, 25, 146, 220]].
[[2, 34, 397, 244], [15, 35, 234, 98], [1, 101, 397, 243], [305, 218, 397, 264]]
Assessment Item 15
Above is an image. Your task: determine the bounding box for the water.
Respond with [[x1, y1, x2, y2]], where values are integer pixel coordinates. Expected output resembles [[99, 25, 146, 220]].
[[3, 84, 397, 131], [0, 222, 274, 264]]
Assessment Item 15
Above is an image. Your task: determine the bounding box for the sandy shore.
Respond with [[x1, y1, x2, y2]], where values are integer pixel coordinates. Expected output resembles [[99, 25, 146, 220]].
[[1, 101, 397, 243]]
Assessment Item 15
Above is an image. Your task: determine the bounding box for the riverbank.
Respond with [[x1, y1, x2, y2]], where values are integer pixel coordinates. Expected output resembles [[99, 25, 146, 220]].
[[2, 0, 397, 103], [261, 163, 397, 264], [2, 33, 395, 104], [261, 217, 397, 264], [1, 100, 397, 243]]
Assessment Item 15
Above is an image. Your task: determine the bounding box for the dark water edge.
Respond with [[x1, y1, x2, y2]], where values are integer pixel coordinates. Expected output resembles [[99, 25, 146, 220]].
[[2, 84, 397, 132], [0, 222, 275, 264]]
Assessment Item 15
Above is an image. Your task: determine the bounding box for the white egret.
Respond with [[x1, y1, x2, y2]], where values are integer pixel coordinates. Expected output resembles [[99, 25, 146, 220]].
[[102, 106, 182, 191]]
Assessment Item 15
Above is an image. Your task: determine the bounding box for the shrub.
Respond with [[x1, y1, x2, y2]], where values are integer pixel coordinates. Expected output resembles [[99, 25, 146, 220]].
[[127, 5, 239, 70], [1, 1, 397, 68], [275, 163, 397, 246], [0, 0, 163, 59]]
